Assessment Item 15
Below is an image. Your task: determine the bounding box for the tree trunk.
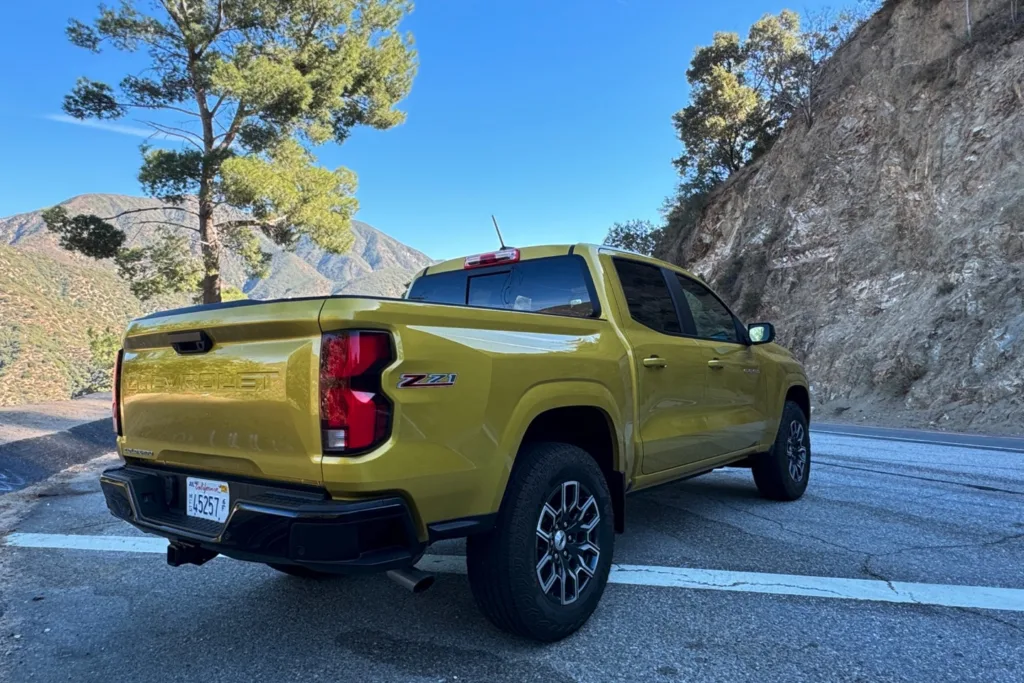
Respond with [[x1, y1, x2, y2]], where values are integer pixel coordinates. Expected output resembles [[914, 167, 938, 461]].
[[198, 178, 222, 304], [189, 40, 222, 306]]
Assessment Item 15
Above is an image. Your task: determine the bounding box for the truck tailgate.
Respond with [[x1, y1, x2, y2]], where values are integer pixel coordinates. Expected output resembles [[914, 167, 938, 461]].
[[119, 299, 326, 486]]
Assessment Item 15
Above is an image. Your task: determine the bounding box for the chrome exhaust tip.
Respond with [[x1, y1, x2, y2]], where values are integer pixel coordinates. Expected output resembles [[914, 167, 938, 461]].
[[386, 567, 435, 594]]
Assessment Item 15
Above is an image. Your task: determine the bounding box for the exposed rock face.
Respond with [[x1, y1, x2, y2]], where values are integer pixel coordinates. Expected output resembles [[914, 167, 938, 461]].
[[656, 0, 1024, 434]]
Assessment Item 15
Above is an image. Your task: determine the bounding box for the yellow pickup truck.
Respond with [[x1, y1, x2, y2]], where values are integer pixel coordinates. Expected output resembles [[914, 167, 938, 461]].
[[100, 244, 810, 641]]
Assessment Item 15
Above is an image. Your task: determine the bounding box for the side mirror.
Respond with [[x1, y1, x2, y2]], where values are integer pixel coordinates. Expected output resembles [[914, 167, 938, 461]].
[[747, 322, 776, 345]]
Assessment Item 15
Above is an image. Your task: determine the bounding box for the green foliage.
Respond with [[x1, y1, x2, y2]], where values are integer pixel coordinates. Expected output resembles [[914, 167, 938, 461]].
[[673, 14, 799, 190], [603, 220, 662, 256], [674, 61, 762, 186], [137, 147, 205, 202], [64, 78, 125, 119], [78, 325, 123, 396], [87, 327, 120, 371], [220, 285, 248, 302], [674, 4, 878, 191], [221, 227, 272, 280], [221, 139, 358, 253], [666, 3, 877, 259], [49, 0, 418, 303], [194, 284, 247, 304], [41, 206, 125, 259], [0, 324, 20, 379], [114, 229, 203, 300]]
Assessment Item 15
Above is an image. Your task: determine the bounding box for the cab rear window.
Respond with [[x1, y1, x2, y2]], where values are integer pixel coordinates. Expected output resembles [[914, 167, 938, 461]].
[[406, 255, 598, 318]]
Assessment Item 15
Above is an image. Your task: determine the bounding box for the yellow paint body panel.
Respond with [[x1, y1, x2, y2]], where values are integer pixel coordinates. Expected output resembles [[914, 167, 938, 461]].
[[117, 244, 807, 541]]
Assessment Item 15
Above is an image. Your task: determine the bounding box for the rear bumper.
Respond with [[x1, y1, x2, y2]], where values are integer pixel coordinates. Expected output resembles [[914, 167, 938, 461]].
[[100, 465, 424, 574]]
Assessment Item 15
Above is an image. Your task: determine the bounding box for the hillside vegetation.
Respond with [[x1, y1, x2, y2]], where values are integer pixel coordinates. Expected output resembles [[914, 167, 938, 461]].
[[0, 194, 432, 407], [0, 245, 149, 404]]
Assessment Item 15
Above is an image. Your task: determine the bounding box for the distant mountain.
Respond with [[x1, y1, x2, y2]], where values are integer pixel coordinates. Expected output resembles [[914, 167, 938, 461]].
[[0, 194, 434, 406], [0, 193, 433, 299]]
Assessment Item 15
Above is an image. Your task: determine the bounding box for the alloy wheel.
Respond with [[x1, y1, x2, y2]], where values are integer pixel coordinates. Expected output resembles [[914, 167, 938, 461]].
[[786, 420, 808, 482], [535, 480, 601, 605]]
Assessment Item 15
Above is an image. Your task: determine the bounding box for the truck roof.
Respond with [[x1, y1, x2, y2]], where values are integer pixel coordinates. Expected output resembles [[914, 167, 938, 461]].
[[419, 243, 703, 282]]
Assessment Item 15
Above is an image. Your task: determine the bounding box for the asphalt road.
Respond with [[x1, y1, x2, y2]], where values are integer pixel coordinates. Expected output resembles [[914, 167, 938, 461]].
[[2, 430, 1023, 683], [0, 394, 112, 494], [0, 420, 112, 493]]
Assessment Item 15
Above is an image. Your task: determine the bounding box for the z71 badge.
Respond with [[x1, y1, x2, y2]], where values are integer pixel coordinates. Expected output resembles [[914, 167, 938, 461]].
[[398, 373, 457, 388]]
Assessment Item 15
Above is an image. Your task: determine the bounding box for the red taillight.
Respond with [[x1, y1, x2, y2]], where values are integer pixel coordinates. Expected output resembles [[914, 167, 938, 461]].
[[319, 330, 393, 453], [112, 348, 124, 436], [464, 248, 519, 269]]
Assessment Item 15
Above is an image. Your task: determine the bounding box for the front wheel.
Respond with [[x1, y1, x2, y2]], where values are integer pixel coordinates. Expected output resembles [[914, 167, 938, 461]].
[[752, 400, 811, 501], [466, 442, 615, 642]]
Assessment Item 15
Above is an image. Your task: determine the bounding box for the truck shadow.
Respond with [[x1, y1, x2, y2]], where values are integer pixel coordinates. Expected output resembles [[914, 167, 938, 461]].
[[178, 566, 578, 680], [637, 469, 765, 501], [176, 473, 775, 676]]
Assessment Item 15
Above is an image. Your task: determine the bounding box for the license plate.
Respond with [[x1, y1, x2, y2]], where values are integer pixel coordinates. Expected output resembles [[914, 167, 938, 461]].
[[185, 477, 230, 523]]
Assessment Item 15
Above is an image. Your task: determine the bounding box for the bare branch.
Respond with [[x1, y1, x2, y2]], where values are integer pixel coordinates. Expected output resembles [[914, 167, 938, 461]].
[[117, 101, 200, 118], [217, 102, 248, 151], [124, 220, 200, 232], [141, 120, 204, 145], [210, 92, 228, 116], [195, 0, 227, 59], [100, 206, 201, 220], [214, 217, 286, 230], [140, 121, 204, 150]]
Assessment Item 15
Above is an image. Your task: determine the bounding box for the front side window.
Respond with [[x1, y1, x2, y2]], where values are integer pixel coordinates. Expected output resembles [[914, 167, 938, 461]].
[[612, 259, 681, 335], [674, 275, 739, 343], [406, 255, 596, 318]]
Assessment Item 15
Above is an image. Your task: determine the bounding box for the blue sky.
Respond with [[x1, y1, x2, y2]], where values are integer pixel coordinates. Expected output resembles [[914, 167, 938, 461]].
[[0, 1, 837, 260]]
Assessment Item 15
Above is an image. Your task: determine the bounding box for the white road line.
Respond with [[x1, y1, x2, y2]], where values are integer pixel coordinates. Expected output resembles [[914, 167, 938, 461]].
[[7, 532, 167, 553], [7, 533, 1024, 613], [811, 429, 1024, 454]]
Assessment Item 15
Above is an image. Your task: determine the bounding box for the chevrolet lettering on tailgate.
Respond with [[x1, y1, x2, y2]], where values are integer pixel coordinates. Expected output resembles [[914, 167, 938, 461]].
[[125, 371, 279, 393]]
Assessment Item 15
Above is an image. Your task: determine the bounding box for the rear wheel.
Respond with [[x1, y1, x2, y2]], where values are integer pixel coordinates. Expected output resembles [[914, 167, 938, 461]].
[[752, 400, 811, 501], [266, 563, 339, 579], [466, 442, 614, 642]]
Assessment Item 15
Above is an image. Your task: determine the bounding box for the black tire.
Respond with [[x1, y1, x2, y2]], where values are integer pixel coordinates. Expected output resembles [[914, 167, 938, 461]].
[[266, 563, 339, 579], [466, 442, 615, 642], [752, 400, 811, 501]]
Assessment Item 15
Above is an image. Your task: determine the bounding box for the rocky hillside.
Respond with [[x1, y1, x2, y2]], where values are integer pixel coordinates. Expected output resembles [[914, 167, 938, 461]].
[[657, 0, 1024, 435], [0, 194, 432, 406]]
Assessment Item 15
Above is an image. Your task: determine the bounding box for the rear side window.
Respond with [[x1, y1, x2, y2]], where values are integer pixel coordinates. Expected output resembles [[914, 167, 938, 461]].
[[404, 269, 464, 305], [406, 255, 596, 318], [612, 259, 681, 335], [674, 275, 740, 343]]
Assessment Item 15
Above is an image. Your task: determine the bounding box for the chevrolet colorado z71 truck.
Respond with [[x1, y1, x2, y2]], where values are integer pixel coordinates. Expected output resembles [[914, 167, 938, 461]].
[[100, 244, 810, 641]]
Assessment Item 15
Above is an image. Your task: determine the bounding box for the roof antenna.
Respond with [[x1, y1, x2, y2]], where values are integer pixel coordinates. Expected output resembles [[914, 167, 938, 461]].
[[491, 215, 508, 250]]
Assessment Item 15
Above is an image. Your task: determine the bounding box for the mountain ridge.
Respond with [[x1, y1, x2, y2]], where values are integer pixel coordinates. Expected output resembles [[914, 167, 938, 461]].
[[0, 193, 434, 406], [0, 193, 433, 299]]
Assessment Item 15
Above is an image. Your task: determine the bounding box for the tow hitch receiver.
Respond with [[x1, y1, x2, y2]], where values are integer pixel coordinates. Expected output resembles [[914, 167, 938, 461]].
[[167, 542, 219, 567]]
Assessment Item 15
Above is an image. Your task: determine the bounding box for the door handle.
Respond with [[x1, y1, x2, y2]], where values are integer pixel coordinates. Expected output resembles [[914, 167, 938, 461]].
[[707, 359, 725, 370], [643, 356, 667, 368]]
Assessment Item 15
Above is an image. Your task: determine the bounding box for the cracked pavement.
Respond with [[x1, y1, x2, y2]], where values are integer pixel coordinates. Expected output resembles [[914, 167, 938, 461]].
[[1, 432, 1023, 682]]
